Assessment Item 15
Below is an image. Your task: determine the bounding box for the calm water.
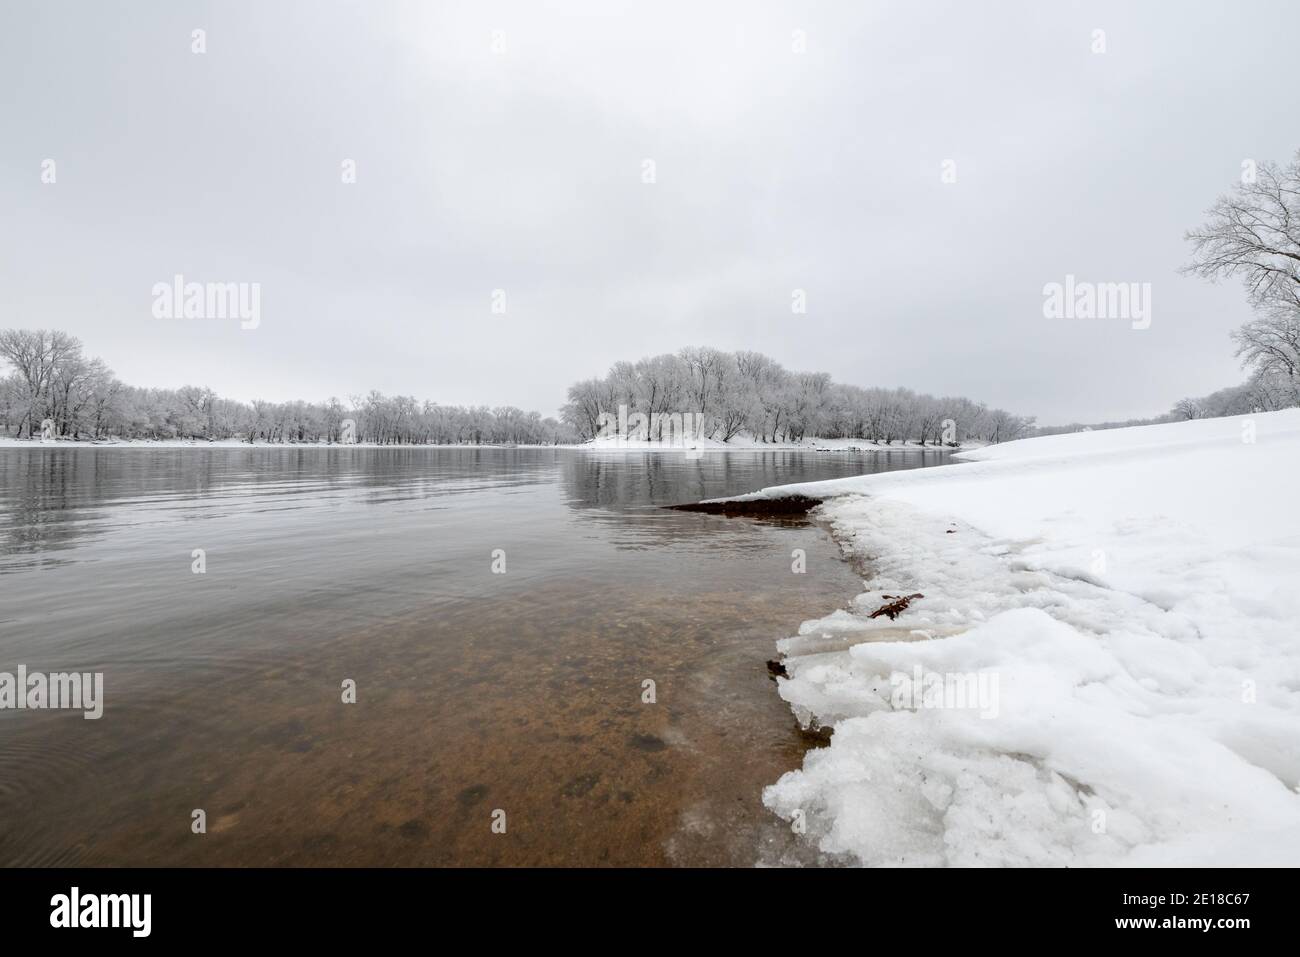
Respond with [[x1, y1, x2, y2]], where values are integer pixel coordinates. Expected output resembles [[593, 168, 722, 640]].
[[0, 447, 948, 866]]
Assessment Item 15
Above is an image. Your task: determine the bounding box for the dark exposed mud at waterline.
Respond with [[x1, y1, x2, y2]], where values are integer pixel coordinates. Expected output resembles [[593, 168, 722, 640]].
[[667, 494, 824, 518]]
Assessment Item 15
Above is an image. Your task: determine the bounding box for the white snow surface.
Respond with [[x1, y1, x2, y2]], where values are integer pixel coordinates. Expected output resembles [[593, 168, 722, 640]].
[[748, 411, 1300, 866]]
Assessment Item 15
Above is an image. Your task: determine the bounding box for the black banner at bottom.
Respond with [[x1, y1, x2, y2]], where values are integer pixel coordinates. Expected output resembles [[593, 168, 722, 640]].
[[0, 866, 1288, 943]]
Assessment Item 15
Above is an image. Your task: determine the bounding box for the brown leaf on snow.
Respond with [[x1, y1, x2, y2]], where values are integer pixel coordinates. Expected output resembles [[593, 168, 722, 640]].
[[869, 593, 924, 620]]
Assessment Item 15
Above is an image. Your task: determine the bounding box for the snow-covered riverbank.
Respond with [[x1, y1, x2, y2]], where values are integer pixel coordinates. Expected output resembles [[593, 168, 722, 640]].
[[735, 411, 1300, 866]]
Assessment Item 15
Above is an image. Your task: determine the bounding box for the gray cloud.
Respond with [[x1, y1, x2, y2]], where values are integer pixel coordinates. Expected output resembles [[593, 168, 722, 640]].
[[3, 0, 1297, 422]]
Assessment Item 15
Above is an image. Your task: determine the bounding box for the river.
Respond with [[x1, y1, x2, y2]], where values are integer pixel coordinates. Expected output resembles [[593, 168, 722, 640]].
[[0, 446, 949, 866]]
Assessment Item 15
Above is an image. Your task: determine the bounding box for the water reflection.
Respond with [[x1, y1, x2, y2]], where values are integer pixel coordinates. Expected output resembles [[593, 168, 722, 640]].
[[559, 448, 951, 548], [0, 448, 561, 569], [563, 448, 950, 511], [0, 446, 947, 866]]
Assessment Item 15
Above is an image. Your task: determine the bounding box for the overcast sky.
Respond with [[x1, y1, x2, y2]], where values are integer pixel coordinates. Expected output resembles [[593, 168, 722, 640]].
[[3, 0, 1298, 423]]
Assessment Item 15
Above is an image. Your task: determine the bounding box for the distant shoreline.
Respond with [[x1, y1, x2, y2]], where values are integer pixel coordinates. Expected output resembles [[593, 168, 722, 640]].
[[0, 437, 968, 453]]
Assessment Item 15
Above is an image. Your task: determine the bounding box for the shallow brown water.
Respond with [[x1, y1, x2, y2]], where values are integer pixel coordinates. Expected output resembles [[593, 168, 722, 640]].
[[0, 447, 948, 866]]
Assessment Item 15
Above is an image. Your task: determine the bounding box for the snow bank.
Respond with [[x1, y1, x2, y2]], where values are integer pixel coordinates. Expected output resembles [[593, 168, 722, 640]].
[[755, 410, 1300, 866]]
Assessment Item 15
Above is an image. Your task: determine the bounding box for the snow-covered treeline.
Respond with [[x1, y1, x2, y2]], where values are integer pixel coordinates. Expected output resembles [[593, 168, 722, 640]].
[[561, 348, 1035, 445], [0, 329, 578, 445], [1033, 368, 1299, 437], [1170, 369, 1299, 422]]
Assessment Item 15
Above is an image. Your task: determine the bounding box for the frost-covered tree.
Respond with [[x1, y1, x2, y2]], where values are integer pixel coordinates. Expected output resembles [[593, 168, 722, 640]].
[[1184, 152, 1300, 312], [1183, 151, 1300, 412], [0, 329, 83, 437], [560, 348, 1033, 445], [0, 328, 578, 445], [1231, 300, 1300, 400]]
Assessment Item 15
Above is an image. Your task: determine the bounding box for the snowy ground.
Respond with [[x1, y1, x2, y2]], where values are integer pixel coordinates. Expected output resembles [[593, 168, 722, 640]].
[[727, 411, 1300, 866]]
